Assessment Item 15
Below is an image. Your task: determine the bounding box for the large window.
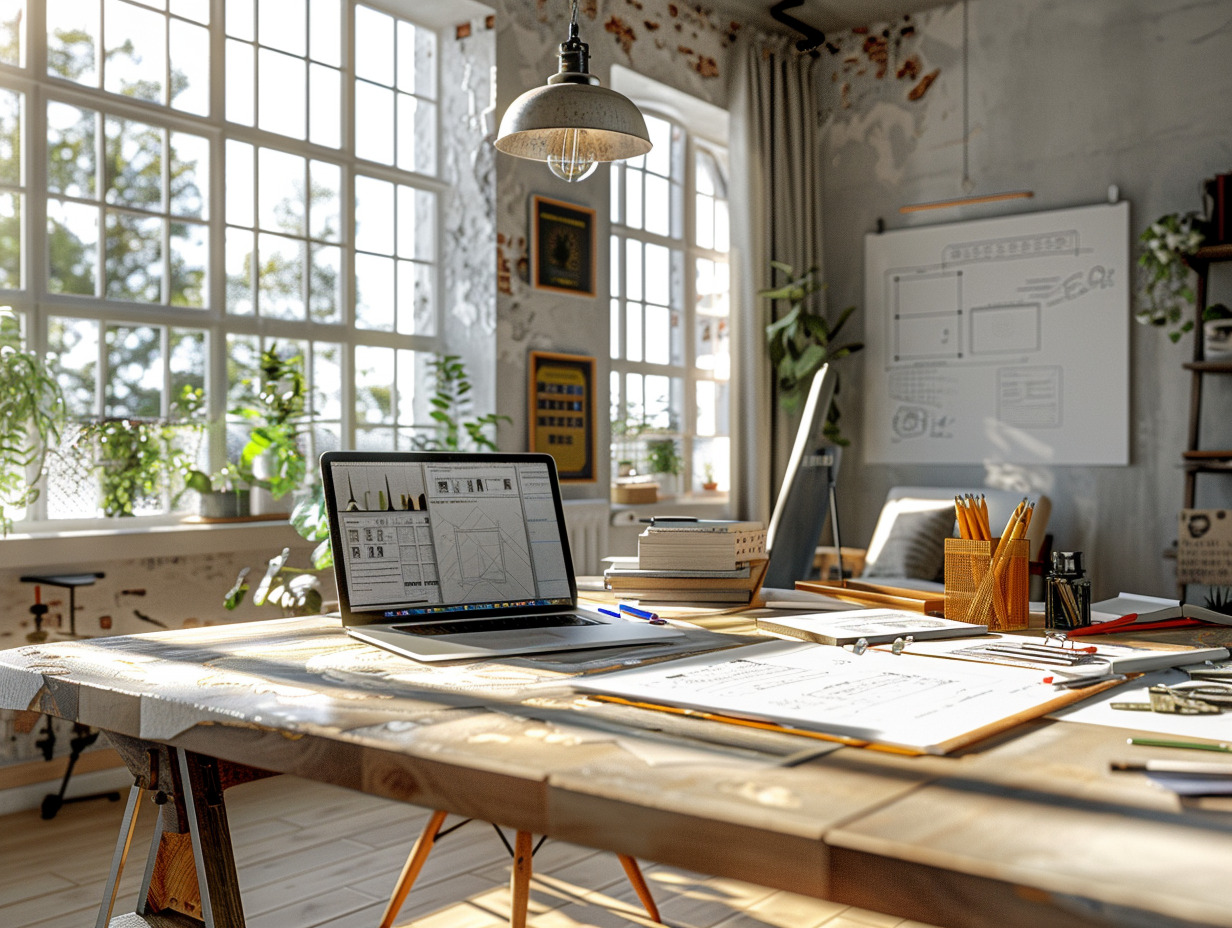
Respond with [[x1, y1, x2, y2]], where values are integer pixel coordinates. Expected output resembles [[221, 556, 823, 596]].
[[0, 0, 449, 526], [609, 112, 730, 494]]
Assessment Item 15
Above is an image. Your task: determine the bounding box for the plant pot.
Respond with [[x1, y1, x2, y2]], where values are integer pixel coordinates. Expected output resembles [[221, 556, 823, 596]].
[[1205, 319, 1232, 360], [702, 482, 718, 492], [198, 489, 251, 520], [250, 451, 292, 516]]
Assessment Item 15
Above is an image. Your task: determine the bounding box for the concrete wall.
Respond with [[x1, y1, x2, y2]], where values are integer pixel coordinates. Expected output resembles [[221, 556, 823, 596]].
[[819, 0, 1232, 599]]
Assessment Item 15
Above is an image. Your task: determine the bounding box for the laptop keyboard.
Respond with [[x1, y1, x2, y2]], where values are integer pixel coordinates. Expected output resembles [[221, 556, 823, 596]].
[[392, 613, 601, 637]]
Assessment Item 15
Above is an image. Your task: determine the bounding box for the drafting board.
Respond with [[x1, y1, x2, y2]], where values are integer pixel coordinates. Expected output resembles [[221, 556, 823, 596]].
[[863, 202, 1129, 465]]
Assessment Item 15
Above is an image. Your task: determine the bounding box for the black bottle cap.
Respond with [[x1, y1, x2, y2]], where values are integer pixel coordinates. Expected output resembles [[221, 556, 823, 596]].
[[1051, 550, 1084, 575]]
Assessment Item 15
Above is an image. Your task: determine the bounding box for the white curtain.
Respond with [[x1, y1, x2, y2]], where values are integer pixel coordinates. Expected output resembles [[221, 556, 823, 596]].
[[729, 35, 826, 523]]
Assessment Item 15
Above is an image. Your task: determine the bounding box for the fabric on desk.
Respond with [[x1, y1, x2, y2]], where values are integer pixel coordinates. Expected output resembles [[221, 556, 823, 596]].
[[862, 502, 956, 582]]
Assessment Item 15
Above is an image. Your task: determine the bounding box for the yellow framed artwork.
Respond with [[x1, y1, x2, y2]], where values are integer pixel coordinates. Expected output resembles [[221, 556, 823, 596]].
[[528, 351, 597, 483], [530, 195, 597, 297]]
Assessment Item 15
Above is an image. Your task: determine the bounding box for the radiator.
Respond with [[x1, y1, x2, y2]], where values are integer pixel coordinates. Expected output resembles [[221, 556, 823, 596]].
[[561, 499, 610, 577]]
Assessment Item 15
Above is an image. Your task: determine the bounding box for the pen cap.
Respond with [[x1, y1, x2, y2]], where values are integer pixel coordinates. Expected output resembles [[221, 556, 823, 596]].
[[1050, 550, 1084, 576]]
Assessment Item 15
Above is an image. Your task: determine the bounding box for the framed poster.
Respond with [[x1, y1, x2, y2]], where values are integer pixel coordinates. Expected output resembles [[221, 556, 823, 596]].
[[531, 195, 596, 297], [529, 351, 597, 483]]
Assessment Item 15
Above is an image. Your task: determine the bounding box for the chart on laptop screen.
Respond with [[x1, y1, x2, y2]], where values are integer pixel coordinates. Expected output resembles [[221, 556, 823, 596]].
[[328, 459, 572, 611]]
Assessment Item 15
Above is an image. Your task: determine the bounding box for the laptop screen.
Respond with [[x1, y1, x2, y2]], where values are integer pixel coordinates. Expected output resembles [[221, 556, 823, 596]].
[[321, 452, 577, 625]]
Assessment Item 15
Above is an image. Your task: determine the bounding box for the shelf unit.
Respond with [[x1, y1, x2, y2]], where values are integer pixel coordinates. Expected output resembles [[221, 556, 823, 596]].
[[1182, 243, 1232, 509]]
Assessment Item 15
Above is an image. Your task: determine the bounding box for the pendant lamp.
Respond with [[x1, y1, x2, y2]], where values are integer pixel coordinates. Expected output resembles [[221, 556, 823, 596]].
[[494, 0, 652, 182]]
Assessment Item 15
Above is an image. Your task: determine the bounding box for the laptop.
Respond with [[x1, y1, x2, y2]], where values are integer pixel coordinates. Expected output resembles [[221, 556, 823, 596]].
[[320, 450, 684, 662]]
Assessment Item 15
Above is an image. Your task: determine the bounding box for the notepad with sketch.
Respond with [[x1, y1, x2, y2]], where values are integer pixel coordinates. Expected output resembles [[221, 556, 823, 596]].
[[575, 639, 1113, 755], [756, 608, 986, 646]]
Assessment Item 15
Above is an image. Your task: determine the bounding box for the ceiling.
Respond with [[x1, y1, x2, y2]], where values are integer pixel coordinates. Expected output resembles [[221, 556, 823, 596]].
[[704, 0, 954, 36]]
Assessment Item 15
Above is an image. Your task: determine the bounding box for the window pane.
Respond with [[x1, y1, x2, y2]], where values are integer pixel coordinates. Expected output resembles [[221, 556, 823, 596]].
[[355, 81, 394, 164], [48, 199, 98, 294], [355, 345, 393, 425], [105, 323, 162, 417], [645, 304, 670, 365], [47, 102, 97, 198], [105, 212, 162, 302], [169, 131, 209, 218], [48, 316, 99, 417], [48, 0, 98, 86], [355, 175, 394, 254], [397, 94, 435, 175], [396, 185, 434, 260], [355, 5, 394, 86], [397, 19, 435, 97], [227, 0, 255, 39], [0, 193, 19, 287], [225, 39, 255, 126], [169, 327, 207, 408], [714, 199, 729, 252], [610, 297, 620, 360], [259, 0, 306, 56], [644, 243, 669, 306], [312, 340, 343, 419], [625, 169, 642, 230], [644, 174, 669, 237], [696, 379, 716, 436], [258, 147, 304, 234], [396, 260, 432, 335], [258, 48, 306, 139], [169, 19, 210, 115], [1, 0, 24, 66], [625, 239, 642, 301], [104, 0, 166, 104], [695, 194, 713, 249], [645, 116, 672, 177], [225, 227, 254, 314], [0, 88, 21, 186], [309, 244, 341, 322], [309, 63, 341, 149], [225, 140, 254, 226], [355, 252, 394, 329], [626, 301, 642, 363], [309, 0, 341, 66], [105, 117, 163, 210], [170, 220, 207, 307], [257, 231, 304, 318], [308, 159, 341, 242], [171, 0, 210, 24]]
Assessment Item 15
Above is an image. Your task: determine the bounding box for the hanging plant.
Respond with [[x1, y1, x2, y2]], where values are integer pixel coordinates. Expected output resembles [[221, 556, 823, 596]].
[[1136, 212, 1205, 342], [0, 309, 67, 534]]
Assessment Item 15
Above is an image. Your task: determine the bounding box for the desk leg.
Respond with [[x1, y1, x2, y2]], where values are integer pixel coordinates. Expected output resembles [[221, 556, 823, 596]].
[[95, 785, 147, 928], [509, 831, 533, 928], [177, 748, 246, 928]]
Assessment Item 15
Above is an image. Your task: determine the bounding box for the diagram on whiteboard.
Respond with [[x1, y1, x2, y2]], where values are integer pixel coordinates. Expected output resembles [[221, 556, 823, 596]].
[[864, 202, 1129, 465]]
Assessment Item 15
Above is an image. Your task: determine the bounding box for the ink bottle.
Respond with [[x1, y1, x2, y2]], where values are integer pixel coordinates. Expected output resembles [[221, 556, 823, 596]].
[[1045, 551, 1091, 630]]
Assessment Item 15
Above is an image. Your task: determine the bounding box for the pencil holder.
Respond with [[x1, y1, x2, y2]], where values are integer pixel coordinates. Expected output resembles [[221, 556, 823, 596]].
[[943, 537, 1030, 631]]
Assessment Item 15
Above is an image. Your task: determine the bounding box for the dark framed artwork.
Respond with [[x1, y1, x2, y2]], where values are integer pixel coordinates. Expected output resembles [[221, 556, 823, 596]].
[[528, 351, 597, 483], [531, 195, 597, 297]]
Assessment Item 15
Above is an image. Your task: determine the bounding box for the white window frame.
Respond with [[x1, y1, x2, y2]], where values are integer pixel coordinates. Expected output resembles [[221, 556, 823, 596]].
[[0, 0, 450, 532]]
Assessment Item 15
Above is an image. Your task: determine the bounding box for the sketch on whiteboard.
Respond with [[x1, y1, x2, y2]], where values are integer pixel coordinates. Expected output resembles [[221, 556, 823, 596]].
[[864, 203, 1129, 466]]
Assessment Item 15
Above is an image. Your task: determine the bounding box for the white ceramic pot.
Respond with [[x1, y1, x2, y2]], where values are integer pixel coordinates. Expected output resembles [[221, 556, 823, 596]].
[[1205, 319, 1232, 360]]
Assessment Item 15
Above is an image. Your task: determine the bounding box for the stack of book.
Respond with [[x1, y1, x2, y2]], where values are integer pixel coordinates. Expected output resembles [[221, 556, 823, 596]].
[[603, 520, 769, 604]]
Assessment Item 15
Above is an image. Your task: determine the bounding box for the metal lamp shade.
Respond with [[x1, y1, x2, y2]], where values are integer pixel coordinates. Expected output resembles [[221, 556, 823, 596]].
[[494, 82, 652, 164]]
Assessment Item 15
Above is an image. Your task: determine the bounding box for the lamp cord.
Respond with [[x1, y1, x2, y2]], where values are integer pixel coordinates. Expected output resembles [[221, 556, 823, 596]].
[[570, 0, 579, 26]]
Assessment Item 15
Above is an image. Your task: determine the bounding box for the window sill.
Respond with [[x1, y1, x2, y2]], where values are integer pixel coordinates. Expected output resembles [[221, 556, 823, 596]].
[[0, 519, 310, 572]]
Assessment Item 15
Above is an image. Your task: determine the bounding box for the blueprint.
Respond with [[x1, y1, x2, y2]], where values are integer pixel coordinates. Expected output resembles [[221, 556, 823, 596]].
[[863, 202, 1129, 465]]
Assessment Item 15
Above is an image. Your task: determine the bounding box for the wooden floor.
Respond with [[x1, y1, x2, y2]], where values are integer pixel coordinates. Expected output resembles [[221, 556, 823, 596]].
[[0, 775, 941, 928]]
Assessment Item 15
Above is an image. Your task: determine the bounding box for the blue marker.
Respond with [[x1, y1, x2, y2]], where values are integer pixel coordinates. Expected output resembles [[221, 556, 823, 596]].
[[597, 606, 621, 619], [619, 603, 667, 625]]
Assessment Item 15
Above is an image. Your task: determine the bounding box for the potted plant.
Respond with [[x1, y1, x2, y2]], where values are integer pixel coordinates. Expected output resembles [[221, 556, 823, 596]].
[[761, 261, 863, 444], [235, 345, 309, 515], [1203, 302, 1232, 360], [701, 462, 718, 491], [184, 464, 251, 519], [0, 308, 67, 534], [1137, 212, 1206, 342], [645, 436, 682, 494], [84, 386, 205, 518], [414, 354, 510, 451]]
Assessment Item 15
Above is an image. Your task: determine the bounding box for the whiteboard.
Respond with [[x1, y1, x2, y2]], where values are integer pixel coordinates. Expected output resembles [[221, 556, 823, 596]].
[[862, 202, 1129, 465]]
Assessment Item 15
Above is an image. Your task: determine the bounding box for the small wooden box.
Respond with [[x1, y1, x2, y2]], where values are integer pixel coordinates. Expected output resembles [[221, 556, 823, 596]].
[[944, 537, 1029, 631], [611, 482, 659, 504]]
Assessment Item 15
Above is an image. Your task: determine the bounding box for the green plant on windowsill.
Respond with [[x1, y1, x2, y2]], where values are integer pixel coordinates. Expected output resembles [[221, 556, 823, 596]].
[[0, 308, 68, 535], [1137, 212, 1206, 343], [84, 386, 206, 518], [761, 261, 862, 444], [415, 354, 511, 452], [645, 437, 682, 477], [235, 344, 309, 501]]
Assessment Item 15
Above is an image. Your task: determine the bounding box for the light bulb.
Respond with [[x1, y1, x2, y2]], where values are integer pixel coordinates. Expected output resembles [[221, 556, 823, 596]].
[[546, 128, 598, 182]]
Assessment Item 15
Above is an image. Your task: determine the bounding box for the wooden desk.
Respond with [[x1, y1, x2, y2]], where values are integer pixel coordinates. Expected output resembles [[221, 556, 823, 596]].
[[2, 616, 1232, 928]]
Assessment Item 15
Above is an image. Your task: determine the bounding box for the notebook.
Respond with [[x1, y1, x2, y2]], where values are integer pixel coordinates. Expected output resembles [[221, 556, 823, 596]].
[[320, 451, 683, 662]]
